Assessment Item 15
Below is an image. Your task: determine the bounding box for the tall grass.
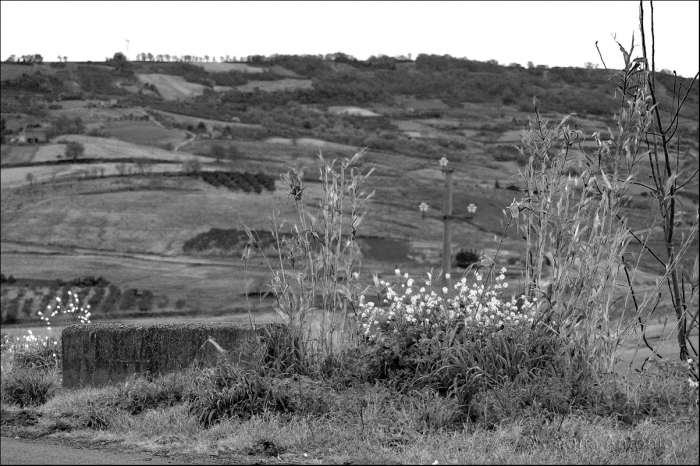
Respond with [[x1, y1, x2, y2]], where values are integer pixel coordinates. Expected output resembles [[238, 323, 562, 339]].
[[510, 3, 698, 381], [243, 149, 374, 375]]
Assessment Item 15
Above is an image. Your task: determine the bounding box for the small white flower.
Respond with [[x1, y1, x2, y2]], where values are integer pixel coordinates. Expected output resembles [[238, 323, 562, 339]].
[[442, 287, 448, 294]]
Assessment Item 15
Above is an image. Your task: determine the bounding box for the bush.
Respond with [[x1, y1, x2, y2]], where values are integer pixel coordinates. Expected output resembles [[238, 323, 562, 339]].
[[364, 136, 396, 152], [138, 290, 154, 312], [2, 369, 57, 407], [454, 249, 480, 268], [64, 141, 85, 161], [182, 228, 275, 254], [354, 269, 546, 394], [101, 284, 121, 313], [188, 364, 332, 427], [4, 299, 19, 324], [12, 334, 61, 371], [113, 372, 189, 415], [119, 288, 139, 311]]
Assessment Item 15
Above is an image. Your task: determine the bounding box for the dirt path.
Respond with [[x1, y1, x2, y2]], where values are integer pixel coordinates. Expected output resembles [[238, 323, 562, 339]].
[[173, 131, 196, 152], [0, 436, 192, 465]]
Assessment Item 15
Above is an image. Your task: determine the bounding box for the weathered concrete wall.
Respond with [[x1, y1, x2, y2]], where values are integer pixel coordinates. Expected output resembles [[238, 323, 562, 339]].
[[62, 322, 266, 388]]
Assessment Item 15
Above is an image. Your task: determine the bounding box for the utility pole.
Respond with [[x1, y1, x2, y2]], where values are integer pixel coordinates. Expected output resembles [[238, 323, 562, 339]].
[[420, 157, 477, 289], [439, 157, 453, 288]]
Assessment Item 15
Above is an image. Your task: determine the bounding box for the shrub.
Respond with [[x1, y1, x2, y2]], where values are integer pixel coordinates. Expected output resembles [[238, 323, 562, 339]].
[[12, 333, 61, 372], [355, 268, 545, 393], [243, 150, 374, 377], [181, 158, 201, 175], [113, 372, 189, 415], [101, 284, 121, 313], [20, 297, 34, 318], [364, 136, 396, 152], [119, 288, 139, 311], [2, 369, 57, 407], [187, 364, 333, 427], [64, 141, 85, 161], [454, 249, 480, 268], [4, 299, 19, 324], [138, 290, 154, 312]]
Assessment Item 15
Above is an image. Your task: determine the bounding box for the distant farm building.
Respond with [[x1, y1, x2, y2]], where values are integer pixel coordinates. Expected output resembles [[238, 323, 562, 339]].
[[18, 126, 49, 143]]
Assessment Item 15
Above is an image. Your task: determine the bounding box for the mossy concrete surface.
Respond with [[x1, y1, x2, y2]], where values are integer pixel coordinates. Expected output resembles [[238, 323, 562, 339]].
[[61, 322, 263, 388]]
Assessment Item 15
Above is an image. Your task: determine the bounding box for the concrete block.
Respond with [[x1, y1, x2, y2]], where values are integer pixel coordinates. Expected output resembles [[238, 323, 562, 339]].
[[61, 322, 265, 388]]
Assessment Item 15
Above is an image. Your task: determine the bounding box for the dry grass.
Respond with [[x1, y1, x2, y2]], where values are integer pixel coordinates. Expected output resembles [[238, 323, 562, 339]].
[[3, 377, 696, 465], [101, 121, 186, 146]]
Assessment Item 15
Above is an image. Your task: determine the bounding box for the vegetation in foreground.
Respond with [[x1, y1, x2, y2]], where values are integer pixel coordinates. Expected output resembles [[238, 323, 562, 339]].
[[2, 3, 699, 465]]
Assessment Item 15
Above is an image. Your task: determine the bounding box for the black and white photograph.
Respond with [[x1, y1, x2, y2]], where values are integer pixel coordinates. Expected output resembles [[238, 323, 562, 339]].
[[1, 1, 698, 464]]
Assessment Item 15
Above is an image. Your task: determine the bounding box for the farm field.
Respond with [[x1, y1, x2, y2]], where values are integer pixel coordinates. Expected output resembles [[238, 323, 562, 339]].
[[235, 78, 313, 93], [147, 108, 266, 132], [0, 63, 57, 80], [327, 106, 380, 117], [192, 62, 266, 73], [136, 74, 232, 100], [101, 120, 187, 146]]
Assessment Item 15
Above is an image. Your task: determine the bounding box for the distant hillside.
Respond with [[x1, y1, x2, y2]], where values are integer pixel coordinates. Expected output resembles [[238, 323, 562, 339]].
[[1, 52, 697, 314]]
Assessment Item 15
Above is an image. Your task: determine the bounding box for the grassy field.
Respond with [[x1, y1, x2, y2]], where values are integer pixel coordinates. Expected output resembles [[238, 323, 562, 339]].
[[101, 120, 187, 147], [193, 62, 266, 73], [135, 74, 233, 101], [236, 78, 313, 92], [235, 78, 314, 93], [0, 63, 57, 81], [148, 108, 266, 132]]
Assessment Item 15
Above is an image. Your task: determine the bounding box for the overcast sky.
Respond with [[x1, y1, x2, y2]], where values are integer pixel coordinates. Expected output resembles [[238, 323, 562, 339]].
[[1, 1, 698, 78]]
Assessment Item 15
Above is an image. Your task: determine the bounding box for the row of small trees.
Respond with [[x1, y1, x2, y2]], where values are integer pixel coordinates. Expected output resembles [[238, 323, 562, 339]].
[[4, 54, 43, 63], [132, 53, 240, 63]]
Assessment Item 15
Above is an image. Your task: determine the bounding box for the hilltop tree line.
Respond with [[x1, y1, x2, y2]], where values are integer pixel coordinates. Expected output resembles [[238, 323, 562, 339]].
[[4, 54, 43, 64], [3, 51, 697, 128]]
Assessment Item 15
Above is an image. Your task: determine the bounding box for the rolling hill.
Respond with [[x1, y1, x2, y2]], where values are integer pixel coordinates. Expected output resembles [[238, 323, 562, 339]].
[[1, 54, 698, 323]]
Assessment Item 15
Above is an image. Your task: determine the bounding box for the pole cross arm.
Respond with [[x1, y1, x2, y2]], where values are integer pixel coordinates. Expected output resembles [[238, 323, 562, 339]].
[[422, 212, 475, 222]]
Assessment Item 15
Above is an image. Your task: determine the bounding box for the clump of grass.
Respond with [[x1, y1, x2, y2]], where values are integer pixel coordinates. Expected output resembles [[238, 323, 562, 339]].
[[2, 368, 57, 407], [1, 290, 92, 409], [188, 362, 336, 428], [243, 149, 375, 376]]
